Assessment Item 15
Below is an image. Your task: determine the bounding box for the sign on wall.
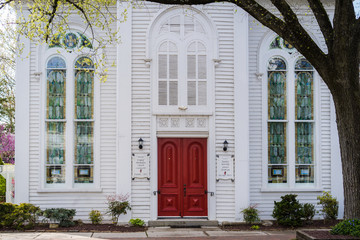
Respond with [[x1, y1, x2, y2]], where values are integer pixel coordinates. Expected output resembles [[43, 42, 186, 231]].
[[132, 154, 150, 180], [216, 155, 234, 181]]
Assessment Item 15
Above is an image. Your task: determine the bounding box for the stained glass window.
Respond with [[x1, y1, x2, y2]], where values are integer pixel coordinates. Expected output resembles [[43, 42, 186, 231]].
[[74, 57, 94, 183], [268, 123, 287, 183], [46, 122, 66, 183], [75, 57, 94, 119], [267, 39, 315, 186], [268, 57, 287, 184], [78, 32, 93, 49], [269, 36, 295, 52], [48, 32, 92, 49], [295, 58, 314, 183], [74, 122, 94, 183], [268, 72, 286, 120], [46, 57, 66, 184]]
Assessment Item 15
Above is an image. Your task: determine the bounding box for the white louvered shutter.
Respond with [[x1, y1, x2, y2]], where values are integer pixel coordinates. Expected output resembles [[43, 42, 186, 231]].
[[158, 41, 178, 106], [187, 41, 207, 106]]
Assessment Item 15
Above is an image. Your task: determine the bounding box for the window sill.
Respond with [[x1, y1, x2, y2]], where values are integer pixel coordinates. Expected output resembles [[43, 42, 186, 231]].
[[260, 188, 323, 193], [37, 188, 102, 193]]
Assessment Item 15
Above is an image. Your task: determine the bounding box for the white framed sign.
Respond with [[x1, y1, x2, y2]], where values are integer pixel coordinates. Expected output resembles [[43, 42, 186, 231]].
[[132, 154, 150, 180], [216, 155, 234, 181]]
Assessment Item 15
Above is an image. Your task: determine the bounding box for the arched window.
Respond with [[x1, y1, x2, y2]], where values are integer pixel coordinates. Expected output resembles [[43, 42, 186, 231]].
[[46, 56, 66, 184], [295, 58, 314, 183], [266, 36, 315, 186], [267, 57, 287, 184], [153, 11, 211, 111], [74, 57, 94, 183], [44, 31, 97, 187]]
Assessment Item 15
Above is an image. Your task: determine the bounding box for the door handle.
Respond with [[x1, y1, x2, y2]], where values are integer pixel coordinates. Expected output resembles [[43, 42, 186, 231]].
[[183, 184, 186, 197], [153, 190, 160, 195]]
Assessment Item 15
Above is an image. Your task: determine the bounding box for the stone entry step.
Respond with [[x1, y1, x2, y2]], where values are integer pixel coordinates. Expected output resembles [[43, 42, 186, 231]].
[[148, 219, 219, 227]]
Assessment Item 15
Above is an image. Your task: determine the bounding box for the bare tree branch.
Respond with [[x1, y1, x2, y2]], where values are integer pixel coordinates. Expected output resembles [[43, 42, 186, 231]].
[[306, 0, 333, 52]]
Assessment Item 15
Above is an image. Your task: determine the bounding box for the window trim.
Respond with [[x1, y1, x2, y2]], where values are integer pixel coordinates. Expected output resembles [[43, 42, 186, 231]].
[[260, 43, 321, 191], [40, 47, 100, 190], [149, 9, 216, 116]]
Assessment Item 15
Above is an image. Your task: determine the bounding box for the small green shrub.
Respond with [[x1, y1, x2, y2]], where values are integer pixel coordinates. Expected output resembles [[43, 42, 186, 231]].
[[43, 208, 76, 227], [0, 203, 42, 229], [0, 202, 16, 227], [302, 203, 316, 223], [250, 225, 260, 230], [129, 218, 145, 227], [331, 219, 360, 237], [272, 194, 303, 227], [241, 205, 260, 224], [89, 210, 102, 224], [317, 191, 338, 220], [106, 194, 131, 225]]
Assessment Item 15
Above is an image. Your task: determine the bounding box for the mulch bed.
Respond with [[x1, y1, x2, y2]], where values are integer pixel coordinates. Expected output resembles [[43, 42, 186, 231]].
[[301, 230, 360, 239], [0, 223, 147, 232], [222, 220, 341, 231]]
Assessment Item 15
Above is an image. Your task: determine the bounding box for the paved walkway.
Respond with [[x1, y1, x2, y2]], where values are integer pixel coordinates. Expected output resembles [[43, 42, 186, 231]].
[[0, 227, 296, 240]]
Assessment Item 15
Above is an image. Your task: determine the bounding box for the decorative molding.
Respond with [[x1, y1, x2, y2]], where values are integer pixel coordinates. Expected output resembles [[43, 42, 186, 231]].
[[171, 118, 180, 127], [185, 118, 195, 128], [178, 105, 188, 110], [157, 116, 209, 132], [159, 118, 169, 127], [213, 58, 221, 67], [255, 73, 263, 81], [143, 58, 152, 67], [197, 118, 207, 128]]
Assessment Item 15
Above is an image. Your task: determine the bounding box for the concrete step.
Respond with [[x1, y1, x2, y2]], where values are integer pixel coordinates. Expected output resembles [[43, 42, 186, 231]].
[[148, 219, 219, 227]]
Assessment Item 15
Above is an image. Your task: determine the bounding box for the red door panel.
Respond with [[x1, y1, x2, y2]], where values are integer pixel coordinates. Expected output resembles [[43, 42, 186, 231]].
[[183, 138, 207, 216], [158, 139, 181, 216], [158, 138, 207, 217]]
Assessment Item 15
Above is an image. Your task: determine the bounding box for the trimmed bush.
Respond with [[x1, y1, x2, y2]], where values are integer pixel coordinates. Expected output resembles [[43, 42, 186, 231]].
[[241, 205, 260, 224], [106, 194, 131, 225], [317, 191, 338, 220], [303, 203, 316, 223], [43, 208, 76, 227], [272, 194, 303, 227], [0, 203, 42, 229], [89, 210, 102, 224], [331, 219, 360, 237], [0, 202, 16, 227]]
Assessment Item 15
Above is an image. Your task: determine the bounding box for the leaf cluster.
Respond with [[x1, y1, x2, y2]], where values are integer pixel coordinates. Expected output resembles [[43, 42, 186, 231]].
[[331, 219, 360, 237], [43, 208, 76, 227], [129, 218, 145, 226], [241, 205, 260, 224], [0, 203, 42, 230], [317, 191, 339, 220], [89, 210, 102, 224]]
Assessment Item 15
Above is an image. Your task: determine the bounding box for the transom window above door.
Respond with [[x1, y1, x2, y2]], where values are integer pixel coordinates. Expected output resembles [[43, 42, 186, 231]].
[[151, 10, 214, 114]]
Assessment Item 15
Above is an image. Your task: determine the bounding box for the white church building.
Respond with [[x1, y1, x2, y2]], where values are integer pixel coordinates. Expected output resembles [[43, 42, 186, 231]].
[[15, 2, 344, 223]]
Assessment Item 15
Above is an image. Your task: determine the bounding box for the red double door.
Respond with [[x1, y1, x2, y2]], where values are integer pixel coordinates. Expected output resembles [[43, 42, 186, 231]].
[[158, 138, 208, 217]]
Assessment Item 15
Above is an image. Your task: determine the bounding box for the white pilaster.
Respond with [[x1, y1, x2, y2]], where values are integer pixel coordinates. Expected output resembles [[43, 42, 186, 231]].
[[234, 7, 250, 221], [117, 2, 132, 221], [15, 35, 30, 204]]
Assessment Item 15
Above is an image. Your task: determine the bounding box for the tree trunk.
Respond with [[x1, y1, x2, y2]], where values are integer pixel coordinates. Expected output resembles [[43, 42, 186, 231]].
[[331, 83, 360, 219]]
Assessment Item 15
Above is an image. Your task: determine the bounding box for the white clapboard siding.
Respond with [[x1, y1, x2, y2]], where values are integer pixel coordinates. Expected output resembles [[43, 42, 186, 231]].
[[28, 8, 118, 221], [131, 3, 157, 220], [206, 3, 236, 221], [248, 15, 332, 220]]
